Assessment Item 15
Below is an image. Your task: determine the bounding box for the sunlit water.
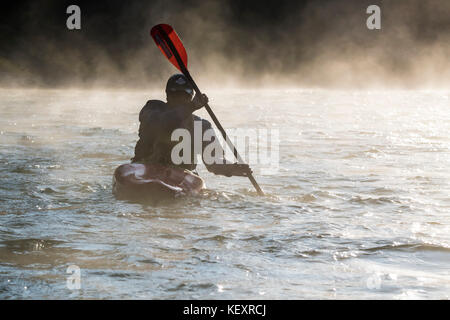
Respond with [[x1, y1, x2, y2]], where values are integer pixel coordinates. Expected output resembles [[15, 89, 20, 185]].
[[0, 88, 449, 299]]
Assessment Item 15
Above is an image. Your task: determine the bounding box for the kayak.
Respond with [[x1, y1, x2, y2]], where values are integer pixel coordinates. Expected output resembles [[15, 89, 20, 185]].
[[112, 163, 205, 200]]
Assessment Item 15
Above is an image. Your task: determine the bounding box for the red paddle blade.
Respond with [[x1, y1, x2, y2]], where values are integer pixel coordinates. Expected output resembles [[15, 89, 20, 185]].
[[150, 24, 188, 71]]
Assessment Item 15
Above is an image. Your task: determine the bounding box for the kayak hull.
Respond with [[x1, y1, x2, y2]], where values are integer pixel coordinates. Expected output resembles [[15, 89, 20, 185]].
[[112, 163, 205, 201]]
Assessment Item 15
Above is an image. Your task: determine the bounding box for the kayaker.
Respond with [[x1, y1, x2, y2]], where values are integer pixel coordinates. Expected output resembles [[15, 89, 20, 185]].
[[131, 74, 251, 177]]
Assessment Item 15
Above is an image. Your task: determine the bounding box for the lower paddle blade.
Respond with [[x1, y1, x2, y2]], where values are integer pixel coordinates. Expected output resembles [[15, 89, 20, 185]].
[[150, 24, 188, 71]]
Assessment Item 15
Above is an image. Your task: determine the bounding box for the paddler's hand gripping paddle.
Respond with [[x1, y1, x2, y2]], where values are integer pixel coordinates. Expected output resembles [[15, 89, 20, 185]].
[[150, 24, 264, 196]]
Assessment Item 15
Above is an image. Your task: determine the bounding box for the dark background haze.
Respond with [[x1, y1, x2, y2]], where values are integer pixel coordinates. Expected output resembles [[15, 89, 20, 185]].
[[0, 0, 449, 89]]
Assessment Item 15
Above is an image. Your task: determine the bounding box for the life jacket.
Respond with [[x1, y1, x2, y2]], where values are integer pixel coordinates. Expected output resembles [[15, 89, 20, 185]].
[[132, 100, 212, 171]]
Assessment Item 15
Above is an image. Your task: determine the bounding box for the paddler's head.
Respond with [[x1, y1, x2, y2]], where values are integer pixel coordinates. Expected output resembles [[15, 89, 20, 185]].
[[165, 74, 194, 106]]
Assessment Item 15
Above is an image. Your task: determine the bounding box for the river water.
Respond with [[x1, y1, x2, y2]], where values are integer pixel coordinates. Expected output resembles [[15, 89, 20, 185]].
[[0, 88, 449, 299]]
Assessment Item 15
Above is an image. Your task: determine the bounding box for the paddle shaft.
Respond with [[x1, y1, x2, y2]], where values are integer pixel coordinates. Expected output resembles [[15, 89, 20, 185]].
[[158, 28, 264, 195]]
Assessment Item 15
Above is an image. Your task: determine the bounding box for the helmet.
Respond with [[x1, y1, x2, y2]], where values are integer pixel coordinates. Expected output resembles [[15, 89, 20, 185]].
[[165, 74, 194, 97]]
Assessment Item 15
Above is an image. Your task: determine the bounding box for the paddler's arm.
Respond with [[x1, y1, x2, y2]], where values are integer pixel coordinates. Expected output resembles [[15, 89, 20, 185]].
[[200, 119, 252, 177], [207, 163, 253, 177], [132, 101, 160, 162]]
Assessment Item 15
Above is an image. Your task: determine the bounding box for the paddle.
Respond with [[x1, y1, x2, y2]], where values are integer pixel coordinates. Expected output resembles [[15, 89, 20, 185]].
[[150, 24, 264, 196]]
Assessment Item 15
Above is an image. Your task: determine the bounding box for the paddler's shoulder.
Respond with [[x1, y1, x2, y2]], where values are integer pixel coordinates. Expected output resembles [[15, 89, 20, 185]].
[[142, 99, 166, 111], [139, 99, 166, 121], [193, 115, 213, 130]]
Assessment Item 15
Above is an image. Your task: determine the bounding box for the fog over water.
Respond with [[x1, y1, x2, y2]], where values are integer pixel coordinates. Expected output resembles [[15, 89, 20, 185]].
[[1, 1, 449, 300], [0, 0, 449, 88], [1, 88, 449, 299]]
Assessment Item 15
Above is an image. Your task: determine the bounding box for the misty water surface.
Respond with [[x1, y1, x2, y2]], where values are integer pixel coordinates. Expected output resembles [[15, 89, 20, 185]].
[[0, 88, 449, 299]]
